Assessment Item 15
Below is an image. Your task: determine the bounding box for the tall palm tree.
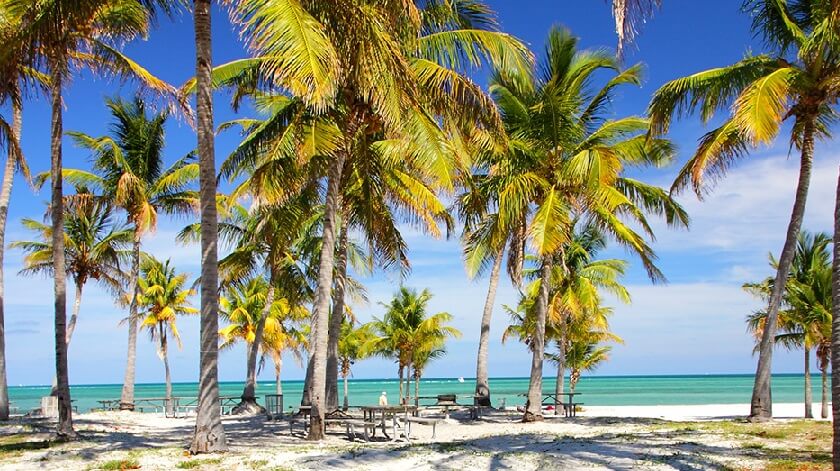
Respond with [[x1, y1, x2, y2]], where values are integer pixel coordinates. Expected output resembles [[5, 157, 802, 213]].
[[1, 0, 177, 439], [365, 287, 460, 405], [648, 0, 840, 422], [0, 5, 36, 421], [65, 96, 197, 411], [491, 27, 686, 421], [11, 190, 131, 366], [136, 257, 197, 416]]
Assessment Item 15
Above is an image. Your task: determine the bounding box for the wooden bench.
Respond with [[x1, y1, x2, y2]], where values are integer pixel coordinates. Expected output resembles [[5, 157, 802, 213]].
[[402, 416, 443, 439], [324, 418, 377, 441], [467, 405, 489, 420]]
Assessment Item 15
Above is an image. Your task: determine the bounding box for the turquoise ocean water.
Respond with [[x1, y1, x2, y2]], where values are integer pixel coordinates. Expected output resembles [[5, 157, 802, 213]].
[[7, 374, 819, 413]]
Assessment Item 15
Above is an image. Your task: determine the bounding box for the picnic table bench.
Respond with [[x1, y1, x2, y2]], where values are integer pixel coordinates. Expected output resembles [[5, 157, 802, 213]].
[[518, 392, 583, 417], [400, 416, 443, 439], [418, 394, 487, 420]]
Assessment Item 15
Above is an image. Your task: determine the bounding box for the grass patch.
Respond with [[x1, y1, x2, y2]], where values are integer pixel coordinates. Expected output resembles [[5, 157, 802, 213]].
[[96, 459, 141, 470], [175, 458, 222, 469], [763, 460, 830, 471], [742, 442, 765, 450], [247, 459, 269, 469]]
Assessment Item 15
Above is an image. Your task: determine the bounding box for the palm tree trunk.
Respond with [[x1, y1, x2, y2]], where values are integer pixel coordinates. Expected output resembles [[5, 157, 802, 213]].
[[805, 348, 813, 418], [830, 163, 840, 470], [821, 363, 829, 419], [750, 117, 816, 421], [66, 281, 84, 346], [236, 278, 273, 414], [554, 360, 564, 415], [414, 370, 420, 408], [326, 222, 348, 412], [161, 325, 173, 417], [189, 0, 227, 453], [524, 256, 551, 422], [49, 66, 74, 440], [305, 150, 346, 440], [342, 372, 349, 411], [0, 97, 21, 421], [51, 282, 84, 396], [301, 355, 312, 406], [475, 252, 503, 407], [120, 234, 141, 410], [274, 355, 282, 395], [398, 365, 404, 402]]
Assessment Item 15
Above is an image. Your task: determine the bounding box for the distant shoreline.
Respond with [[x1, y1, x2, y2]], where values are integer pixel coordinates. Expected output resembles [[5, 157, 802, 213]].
[[7, 372, 811, 389]]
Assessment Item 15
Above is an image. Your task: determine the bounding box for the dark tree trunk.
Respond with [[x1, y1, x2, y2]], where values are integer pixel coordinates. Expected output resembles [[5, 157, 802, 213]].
[[342, 372, 349, 411], [50, 67, 74, 440], [750, 117, 816, 421], [301, 354, 313, 406], [830, 163, 840, 470], [190, 0, 227, 453], [0, 96, 21, 421], [306, 151, 346, 440], [120, 234, 141, 410], [326, 222, 348, 412], [523, 256, 551, 422], [805, 348, 813, 419], [475, 252, 503, 407]]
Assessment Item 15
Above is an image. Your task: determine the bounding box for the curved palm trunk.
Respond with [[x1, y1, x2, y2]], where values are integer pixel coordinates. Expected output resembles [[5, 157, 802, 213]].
[[523, 256, 552, 422], [805, 348, 813, 418], [305, 151, 346, 440], [51, 282, 84, 395], [234, 280, 273, 415], [821, 363, 829, 420], [49, 68, 74, 439], [326, 223, 348, 412], [190, 0, 227, 453], [750, 118, 816, 421], [161, 325, 173, 417], [120, 234, 141, 410], [0, 98, 21, 421], [274, 355, 283, 395], [830, 163, 840, 469], [475, 252, 503, 407]]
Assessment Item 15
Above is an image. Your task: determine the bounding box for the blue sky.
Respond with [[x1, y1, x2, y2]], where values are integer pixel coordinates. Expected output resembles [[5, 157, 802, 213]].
[[3, 1, 836, 386]]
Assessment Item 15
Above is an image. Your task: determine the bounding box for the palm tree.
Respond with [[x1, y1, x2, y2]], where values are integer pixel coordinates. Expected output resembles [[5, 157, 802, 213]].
[[365, 287, 460, 405], [745, 231, 832, 419], [2, 0, 177, 439], [0, 5, 36, 421], [337, 320, 372, 410], [11, 190, 131, 374], [648, 0, 840, 421], [135, 257, 197, 417], [610, 0, 660, 56], [65, 96, 197, 411], [490, 27, 686, 421]]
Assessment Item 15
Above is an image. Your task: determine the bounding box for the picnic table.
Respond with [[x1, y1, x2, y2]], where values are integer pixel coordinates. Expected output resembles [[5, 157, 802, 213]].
[[518, 392, 583, 417], [360, 405, 417, 442]]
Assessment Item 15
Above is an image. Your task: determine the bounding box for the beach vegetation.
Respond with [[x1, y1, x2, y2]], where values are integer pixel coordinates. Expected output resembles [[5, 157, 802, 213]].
[[136, 256, 197, 416], [175, 457, 222, 469], [745, 231, 832, 419], [648, 0, 840, 423], [96, 458, 141, 470], [364, 287, 461, 406]]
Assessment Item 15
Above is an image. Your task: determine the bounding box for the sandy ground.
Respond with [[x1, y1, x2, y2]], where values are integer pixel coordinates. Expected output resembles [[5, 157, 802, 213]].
[[0, 403, 830, 470]]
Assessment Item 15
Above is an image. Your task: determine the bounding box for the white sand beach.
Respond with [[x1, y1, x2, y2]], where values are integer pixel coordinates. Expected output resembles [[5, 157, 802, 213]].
[[0, 403, 830, 470]]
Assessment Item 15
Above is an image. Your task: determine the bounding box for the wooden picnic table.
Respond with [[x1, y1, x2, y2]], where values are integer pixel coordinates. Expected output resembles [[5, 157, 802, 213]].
[[360, 405, 417, 442], [518, 392, 583, 416]]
